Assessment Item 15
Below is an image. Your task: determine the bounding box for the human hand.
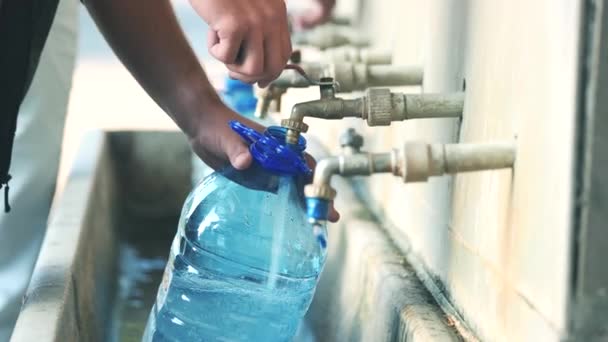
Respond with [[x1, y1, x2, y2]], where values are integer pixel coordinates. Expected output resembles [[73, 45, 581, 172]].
[[188, 101, 339, 222], [190, 0, 292, 87], [188, 100, 260, 171], [292, 0, 336, 30]]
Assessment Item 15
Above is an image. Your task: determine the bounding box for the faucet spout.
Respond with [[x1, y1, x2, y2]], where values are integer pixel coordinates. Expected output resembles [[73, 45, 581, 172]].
[[282, 98, 364, 144], [291, 98, 364, 121]]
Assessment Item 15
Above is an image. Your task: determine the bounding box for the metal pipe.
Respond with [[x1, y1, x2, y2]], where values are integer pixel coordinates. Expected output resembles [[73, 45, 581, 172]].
[[282, 88, 464, 143], [400, 141, 516, 182], [322, 47, 392, 65], [404, 92, 465, 119], [310, 141, 515, 192], [290, 98, 364, 121], [272, 62, 423, 92], [439, 142, 516, 174], [312, 152, 395, 186], [292, 25, 369, 50], [304, 129, 516, 221], [366, 65, 423, 87], [329, 63, 424, 93], [263, 62, 424, 117], [283, 97, 364, 144]]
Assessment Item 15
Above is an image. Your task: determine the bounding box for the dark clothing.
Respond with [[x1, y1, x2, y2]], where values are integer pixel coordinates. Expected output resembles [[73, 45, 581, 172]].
[[0, 0, 59, 212]]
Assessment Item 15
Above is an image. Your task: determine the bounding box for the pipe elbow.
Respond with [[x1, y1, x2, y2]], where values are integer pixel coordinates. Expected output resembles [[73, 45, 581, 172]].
[[290, 98, 363, 122], [290, 99, 337, 121], [304, 156, 339, 207], [314, 157, 341, 186], [290, 102, 311, 121]]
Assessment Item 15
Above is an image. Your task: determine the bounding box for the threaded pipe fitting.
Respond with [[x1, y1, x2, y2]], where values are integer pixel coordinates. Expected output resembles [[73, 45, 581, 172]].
[[365, 88, 393, 126]]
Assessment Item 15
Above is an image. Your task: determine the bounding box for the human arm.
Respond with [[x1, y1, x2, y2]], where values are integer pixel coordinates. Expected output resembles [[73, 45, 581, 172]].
[[85, 0, 259, 170], [84, 0, 339, 221]]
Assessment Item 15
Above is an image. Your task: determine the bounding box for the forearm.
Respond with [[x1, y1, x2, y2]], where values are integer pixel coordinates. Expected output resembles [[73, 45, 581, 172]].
[[85, 0, 218, 137]]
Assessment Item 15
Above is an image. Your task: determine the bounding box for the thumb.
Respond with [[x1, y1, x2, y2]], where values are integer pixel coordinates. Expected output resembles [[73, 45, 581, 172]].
[[223, 133, 252, 170]]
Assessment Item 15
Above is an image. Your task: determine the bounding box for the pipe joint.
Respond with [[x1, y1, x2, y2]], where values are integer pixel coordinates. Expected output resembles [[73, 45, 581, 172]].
[[303, 128, 517, 221], [282, 96, 363, 144], [362, 90, 464, 126]]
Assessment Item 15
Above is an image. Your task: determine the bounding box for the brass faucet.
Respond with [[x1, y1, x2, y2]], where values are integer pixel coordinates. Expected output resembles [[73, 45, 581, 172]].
[[281, 80, 464, 145], [257, 59, 424, 118]]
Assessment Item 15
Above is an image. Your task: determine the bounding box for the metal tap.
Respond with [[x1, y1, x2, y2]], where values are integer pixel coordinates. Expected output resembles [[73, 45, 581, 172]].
[[280, 81, 464, 145], [255, 63, 337, 118], [305, 128, 517, 222], [255, 86, 286, 119]]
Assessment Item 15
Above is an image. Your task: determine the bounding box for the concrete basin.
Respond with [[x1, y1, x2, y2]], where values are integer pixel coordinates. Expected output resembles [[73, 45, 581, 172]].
[[10, 130, 461, 342]]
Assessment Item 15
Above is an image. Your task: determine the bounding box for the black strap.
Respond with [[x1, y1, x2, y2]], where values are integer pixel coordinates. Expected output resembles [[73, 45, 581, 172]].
[[0, 0, 59, 213], [3, 175, 10, 212]]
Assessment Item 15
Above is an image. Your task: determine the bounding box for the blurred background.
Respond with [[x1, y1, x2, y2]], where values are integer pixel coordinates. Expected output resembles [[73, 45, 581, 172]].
[[57, 0, 216, 190]]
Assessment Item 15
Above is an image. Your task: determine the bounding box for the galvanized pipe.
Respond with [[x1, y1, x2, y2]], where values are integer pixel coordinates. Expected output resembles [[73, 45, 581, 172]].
[[399, 141, 516, 182], [322, 47, 392, 65], [304, 140, 516, 201], [312, 152, 395, 187], [282, 90, 464, 144], [272, 62, 423, 92], [402, 92, 464, 120], [263, 62, 424, 117], [366, 65, 423, 87], [292, 24, 369, 50]]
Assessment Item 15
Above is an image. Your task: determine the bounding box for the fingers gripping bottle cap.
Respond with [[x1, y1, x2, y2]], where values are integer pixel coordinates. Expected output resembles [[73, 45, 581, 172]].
[[229, 120, 312, 177]]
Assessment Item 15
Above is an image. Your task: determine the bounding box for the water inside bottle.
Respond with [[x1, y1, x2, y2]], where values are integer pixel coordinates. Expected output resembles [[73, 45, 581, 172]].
[[143, 171, 326, 341], [267, 176, 289, 289]]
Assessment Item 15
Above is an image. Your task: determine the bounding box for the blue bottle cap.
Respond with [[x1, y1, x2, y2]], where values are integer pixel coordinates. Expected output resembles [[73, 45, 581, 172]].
[[225, 77, 253, 92], [230, 121, 312, 176], [234, 96, 258, 114]]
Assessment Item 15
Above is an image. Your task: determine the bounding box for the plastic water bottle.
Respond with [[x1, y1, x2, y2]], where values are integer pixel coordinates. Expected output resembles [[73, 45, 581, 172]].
[[143, 121, 328, 342], [222, 78, 258, 118]]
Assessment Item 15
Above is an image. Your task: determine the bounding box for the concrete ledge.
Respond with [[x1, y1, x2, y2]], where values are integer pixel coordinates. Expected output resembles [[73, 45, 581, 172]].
[[11, 131, 118, 342]]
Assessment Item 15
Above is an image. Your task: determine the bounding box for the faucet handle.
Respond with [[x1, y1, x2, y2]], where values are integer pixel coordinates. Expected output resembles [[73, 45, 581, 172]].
[[284, 64, 338, 89], [339, 128, 364, 152]]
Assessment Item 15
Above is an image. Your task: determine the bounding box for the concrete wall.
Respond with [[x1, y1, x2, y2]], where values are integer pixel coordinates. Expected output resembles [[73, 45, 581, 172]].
[[283, 0, 585, 340], [11, 132, 118, 342]]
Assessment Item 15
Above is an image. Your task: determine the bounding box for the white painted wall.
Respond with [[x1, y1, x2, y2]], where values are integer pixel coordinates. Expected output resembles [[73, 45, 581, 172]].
[[283, 0, 583, 340]]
